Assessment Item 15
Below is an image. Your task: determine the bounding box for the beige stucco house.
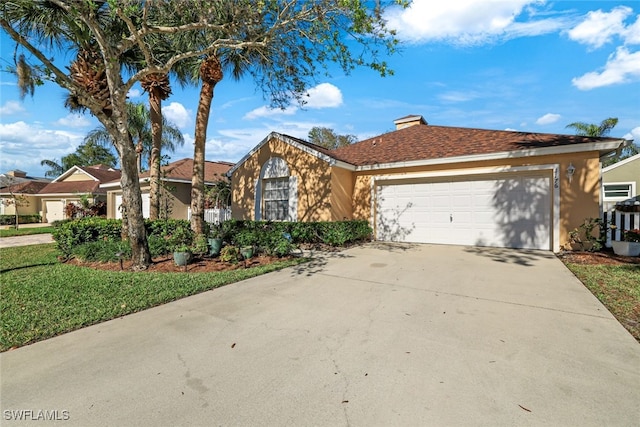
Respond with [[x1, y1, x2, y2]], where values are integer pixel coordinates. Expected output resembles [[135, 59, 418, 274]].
[[102, 158, 233, 220], [36, 165, 121, 222], [229, 115, 630, 252], [601, 153, 640, 211]]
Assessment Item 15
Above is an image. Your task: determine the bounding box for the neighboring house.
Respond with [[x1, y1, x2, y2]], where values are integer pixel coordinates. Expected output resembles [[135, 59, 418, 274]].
[[0, 180, 51, 218], [101, 158, 233, 220], [229, 115, 630, 252], [36, 165, 122, 223], [601, 153, 640, 211]]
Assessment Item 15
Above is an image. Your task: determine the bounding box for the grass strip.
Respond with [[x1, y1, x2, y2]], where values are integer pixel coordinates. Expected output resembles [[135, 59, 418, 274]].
[[0, 244, 306, 351], [0, 227, 54, 237], [564, 262, 640, 341]]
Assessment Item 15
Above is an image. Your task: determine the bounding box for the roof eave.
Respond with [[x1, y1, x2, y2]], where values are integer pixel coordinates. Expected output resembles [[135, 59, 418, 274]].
[[354, 139, 627, 171]]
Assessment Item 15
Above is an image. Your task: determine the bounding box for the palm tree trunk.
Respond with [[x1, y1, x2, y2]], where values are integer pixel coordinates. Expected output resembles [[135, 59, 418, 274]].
[[118, 131, 151, 270], [190, 80, 216, 234], [148, 88, 162, 220]]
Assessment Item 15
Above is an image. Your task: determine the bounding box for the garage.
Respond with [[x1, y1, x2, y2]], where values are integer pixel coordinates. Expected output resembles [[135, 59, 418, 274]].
[[115, 193, 150, 219], [44, 200, 65, 223], [375, 172, 552, 250]]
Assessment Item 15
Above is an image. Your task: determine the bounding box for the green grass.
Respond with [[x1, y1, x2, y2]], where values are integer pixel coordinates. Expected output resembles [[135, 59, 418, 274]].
[[564, 262, 640, 341], [0, 244, 306, 351], [0, 226, 54, 237]]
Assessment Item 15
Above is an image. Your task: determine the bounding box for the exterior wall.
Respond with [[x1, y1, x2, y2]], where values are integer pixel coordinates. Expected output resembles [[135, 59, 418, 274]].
[[106, 182, 192, 220], [351, 152, 601, 250], [231, 137, 332, 221], [329, 166, 354, 220], [0, 195, 39, 216], [603, 157, 640, 183], [61, 171, 93, 182]]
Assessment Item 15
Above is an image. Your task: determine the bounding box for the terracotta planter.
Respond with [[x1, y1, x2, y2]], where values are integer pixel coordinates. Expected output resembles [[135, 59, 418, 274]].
[[611, 241, 640, 257]]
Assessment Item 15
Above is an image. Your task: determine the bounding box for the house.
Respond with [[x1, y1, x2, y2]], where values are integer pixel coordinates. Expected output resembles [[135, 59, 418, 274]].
[[601, 153, 640, 211], [102, 158, 233, 220], [228, 115, 630, 252], [0, 170, 52, 217], [36, 165, 122, 222]]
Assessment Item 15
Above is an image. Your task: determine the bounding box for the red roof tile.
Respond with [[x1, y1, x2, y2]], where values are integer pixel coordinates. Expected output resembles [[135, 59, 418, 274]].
[[0, 181, 50, 195], [138, 158, 233, 182]]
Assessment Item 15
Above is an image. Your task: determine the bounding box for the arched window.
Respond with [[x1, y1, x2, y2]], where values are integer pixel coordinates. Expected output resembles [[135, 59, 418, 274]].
[[255, 157, 297, 221]]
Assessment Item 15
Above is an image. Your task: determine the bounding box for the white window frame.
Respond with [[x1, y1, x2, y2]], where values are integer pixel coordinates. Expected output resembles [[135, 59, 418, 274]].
[[603, 182, 635, 202], [255, 157, 297, 221]]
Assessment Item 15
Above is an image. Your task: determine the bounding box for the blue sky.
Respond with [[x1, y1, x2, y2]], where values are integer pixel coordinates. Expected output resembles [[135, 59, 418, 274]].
[[1, 0, 639, 178]]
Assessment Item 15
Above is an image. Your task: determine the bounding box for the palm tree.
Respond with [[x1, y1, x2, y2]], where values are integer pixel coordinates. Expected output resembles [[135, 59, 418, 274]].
[[140, 73, 172, 220], [190, 55, 224, 234], [40, 159, 65, 178], [84, 102, 184, 173], [566, 118, 618, 137]]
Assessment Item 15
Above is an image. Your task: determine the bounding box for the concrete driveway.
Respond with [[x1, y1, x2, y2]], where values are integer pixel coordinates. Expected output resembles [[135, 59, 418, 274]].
[[2, 243, 639, 426]]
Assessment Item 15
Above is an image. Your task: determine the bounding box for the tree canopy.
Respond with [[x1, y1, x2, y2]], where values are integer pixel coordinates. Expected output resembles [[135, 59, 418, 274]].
[[40, 140, 118, 178], [1, 0, 405, 269], [308, 127, 358, 150]]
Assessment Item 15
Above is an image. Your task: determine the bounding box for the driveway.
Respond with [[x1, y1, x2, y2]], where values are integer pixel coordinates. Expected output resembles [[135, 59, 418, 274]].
[[1, 243, 639, 426]]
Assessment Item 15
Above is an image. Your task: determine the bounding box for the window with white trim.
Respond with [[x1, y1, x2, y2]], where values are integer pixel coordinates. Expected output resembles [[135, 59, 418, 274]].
[[603, 182, 634, 201], [263, 177, 289, 221], [255, 157, 297, 221]]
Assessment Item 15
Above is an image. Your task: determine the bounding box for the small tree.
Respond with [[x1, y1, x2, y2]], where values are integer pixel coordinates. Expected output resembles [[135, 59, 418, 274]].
[[308, 127, 357, 149]]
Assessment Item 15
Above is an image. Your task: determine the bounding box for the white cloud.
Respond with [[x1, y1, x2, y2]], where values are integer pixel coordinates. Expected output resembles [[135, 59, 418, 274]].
[[302, 83, 343, 108], [55, 113, 91, 128], [572, 46, 640, 90], [127, 88, 142, 98], [439, 91, 480, 103], [0, 101, 25, 115], [0, 121, 84, 175], [163, 102, 192, 129], [622, 126, 640, 142], [244, 105, 297, 120], [567, 6, 632, 49], [623, 14, 640, 45], [384, 0, 568, 45], [536, 113, 561, 125]]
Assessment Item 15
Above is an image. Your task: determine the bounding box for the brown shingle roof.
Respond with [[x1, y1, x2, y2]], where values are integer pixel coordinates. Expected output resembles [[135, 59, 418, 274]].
[[0, 181, 49, 195], [138, 158, 233, 183], [38, 181, 104, 195], [77, 166, 122, 183], [329, 124, 623, 166]]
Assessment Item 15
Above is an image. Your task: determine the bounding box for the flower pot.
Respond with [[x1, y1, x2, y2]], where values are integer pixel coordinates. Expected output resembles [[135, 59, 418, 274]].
[[240, 246, 254, 259], [173, 251, 192, 266], [208, 238, 223, 256], [611, 241, 640, 257]]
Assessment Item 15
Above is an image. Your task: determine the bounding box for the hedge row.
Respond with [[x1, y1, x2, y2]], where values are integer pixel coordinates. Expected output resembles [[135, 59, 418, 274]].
[[52, 218, 373, 260], [0, 214, 42, 225]]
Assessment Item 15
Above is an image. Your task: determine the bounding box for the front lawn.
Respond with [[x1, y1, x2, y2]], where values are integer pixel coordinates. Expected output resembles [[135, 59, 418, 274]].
[[0, 226, 54, 237], [0, 244, 306, 351], [561, 253, 640, 342]]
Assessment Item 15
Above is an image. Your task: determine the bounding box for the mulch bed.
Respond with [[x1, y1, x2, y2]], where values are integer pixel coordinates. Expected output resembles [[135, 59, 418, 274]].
[[558, 250, 640, 266], [66, 254, 293, 273]]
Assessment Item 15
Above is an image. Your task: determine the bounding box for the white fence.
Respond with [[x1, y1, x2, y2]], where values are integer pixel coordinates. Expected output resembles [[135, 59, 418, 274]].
[[187, 207, 232, 225], [603, 210, 640, 247]]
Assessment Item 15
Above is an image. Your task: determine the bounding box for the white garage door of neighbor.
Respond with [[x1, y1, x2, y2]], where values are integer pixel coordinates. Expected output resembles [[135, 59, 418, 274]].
[[45, 200, 65, 223], [115, 194, 150, 219], [376, 174, 552, 250]]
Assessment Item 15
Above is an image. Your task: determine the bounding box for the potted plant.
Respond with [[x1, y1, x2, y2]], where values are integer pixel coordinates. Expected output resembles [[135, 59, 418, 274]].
[[208, 224, 224, 256], [173, 243, 192, 266], [240, 245, 254, 259], [170, 224, 194, 266], [611, 229, 640, 256]]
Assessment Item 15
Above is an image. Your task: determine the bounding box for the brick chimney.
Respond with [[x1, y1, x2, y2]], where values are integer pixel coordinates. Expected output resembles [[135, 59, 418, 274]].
[[394, 115, 427, 130]]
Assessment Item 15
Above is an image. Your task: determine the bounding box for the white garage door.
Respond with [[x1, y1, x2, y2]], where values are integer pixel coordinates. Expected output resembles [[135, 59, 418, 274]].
[[45, 200, 65, 223], [115, 193, 150, 219], [376, 174, 552, 250]]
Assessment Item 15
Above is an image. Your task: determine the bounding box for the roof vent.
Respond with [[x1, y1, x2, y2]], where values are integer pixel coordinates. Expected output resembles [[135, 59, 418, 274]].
[[394, 115, 427, 130]]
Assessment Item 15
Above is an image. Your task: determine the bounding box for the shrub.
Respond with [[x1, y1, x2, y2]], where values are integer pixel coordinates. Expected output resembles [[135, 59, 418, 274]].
[[220, 245, 240, 263], [52, 217, 122, 256], [71, 240, 132, 262], [0, 214, 42, 225]]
